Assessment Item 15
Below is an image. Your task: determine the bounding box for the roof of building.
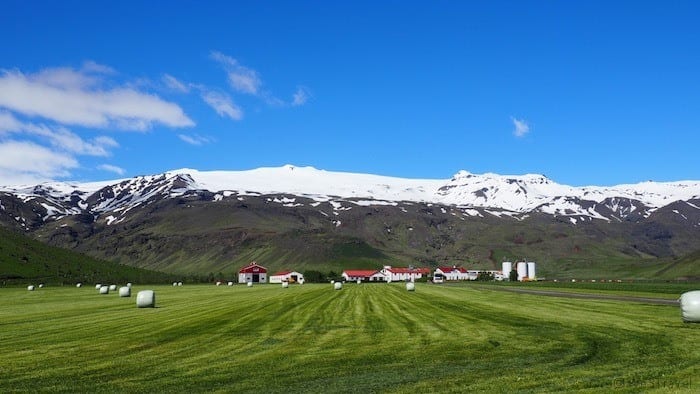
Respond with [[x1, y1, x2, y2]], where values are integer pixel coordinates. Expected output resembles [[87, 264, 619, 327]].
[[385, 267, 431, 274], [437, 266, 468, 273], [343, 270, 380, 277], [239, 262, 267, 273]]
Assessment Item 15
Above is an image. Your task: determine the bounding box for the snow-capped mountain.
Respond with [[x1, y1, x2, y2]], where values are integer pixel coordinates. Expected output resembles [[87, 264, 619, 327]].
[[1, 164, 700, 228]]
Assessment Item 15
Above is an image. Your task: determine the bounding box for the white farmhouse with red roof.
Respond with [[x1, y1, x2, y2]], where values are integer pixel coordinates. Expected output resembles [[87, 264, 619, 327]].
[[269, 271, 304, 284], [380, 266, 431, 282], [434, 266, 470, 281], [238, 262, 267, 283], [342, 269, 388, 282]]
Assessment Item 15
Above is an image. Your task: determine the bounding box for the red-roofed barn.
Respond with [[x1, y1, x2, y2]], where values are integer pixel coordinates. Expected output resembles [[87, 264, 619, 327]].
[[238, 262, 268, 283], [269, 271, 304, 284]]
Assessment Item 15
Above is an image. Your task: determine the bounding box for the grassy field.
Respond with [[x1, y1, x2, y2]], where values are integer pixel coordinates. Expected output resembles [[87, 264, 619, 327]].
[[0, 283, 698, 393]]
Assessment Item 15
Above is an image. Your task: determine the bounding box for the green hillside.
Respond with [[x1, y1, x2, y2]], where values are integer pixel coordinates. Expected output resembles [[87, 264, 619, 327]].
[[0, 226, 176, 285]]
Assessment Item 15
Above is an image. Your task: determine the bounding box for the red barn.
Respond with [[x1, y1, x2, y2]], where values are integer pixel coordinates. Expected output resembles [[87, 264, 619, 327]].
[[238, 262, 268, 283]]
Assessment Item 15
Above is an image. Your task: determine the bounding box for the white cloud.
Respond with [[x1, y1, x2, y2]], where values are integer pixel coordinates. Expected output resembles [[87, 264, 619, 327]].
[[292, 86, 310, 106], [0, 111, 117, 156], [178, 134, 212, 146], [512, 117, 530, 137], [162, 74, 191, 93], [200, 90, 243, 120], [97, 164, 126, 176], [0, 68, 194, 130], [0, 140, 78, 184], [210, 51, 262, 95]]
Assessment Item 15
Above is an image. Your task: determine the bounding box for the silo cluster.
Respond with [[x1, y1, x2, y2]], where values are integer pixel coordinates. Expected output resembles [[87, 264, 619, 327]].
[[502, 261, 536, 281]]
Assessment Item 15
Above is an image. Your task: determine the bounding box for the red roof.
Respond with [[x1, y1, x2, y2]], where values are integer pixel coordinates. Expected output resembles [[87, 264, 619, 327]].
[[343, 270, 379, 277], [271, 271, 293, 276], [239, 262, 267, 273], [386, 267, 430, 274], [437, 266, 467, 273]]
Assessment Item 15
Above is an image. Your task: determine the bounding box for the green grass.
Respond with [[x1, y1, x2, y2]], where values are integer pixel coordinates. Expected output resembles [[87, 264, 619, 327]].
[[0, 283, 698, 393], [0, 226, 175, 285]]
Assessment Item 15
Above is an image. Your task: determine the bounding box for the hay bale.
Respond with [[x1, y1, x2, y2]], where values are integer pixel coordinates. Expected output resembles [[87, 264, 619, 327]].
[[227, 281, 233, 286], [119, 286, 131, 297], [216, 281, 222, 286], [680, 291, 700, 323], [406, 282, 416, 292], [39, 283, 44, 288], [247, 282, 253, 287], [76, 283, 82, 288], [177, 282, 183, 286], [99, 286, 109, 295], [109, 284, 117, 291], [172, 282, 178, 286], [357, 279, 361, 284], [136, 290, 155, 308], [282, 281, 289, 288], [126, 282, 132, 288], [334, 282, 342, 290], [330, 280, 335, 284], [27, 285, 35, 291], [95, 284, 102, 289]]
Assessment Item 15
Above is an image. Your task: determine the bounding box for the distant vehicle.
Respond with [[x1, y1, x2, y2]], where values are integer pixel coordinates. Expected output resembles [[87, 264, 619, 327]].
[[432, 273, 444, 284]]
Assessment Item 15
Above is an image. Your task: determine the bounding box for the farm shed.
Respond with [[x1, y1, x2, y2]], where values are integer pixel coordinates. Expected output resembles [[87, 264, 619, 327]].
[[435, 266, 469, 281], [269, 271, 304, 284], [238, 262, 268, 283], [342, 270, 387, 282], [381, 266, 431, 282]]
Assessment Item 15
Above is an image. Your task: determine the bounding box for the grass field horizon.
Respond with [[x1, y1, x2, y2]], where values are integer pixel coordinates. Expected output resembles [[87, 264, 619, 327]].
[[1, 283, 698, 392]]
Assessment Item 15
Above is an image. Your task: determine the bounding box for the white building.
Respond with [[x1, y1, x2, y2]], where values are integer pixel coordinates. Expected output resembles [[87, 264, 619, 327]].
[[341, 270, 388, 282], [238, 262, 267, 283], [269, 271, 304, 284], [380, 266, 431, 282], [435, 266, 469, 281]]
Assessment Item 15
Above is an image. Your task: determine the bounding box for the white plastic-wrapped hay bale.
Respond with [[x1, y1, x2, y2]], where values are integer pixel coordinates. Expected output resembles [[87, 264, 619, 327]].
[[39, 283, 44, 288], [680, 291, 700, 323], [282, 281, 289, 288], [227, 281, 233, 286], [109, 284, 117, 291], [99, 286, 109, 294], [136, 290, 155, 308], [330, 280, 335, 284], [177, 282, 183, 286], [95, 284, 102, 289], [334, 281, 342, 290], [27, 285, 35, 291], [216, 281, 222, 286], [247, 282, 253, 287], [172, 282, 178, 287], [119, 286, 131, 297], [357, 279, 361, 284], [126, 282, 132, 288], [76, 283, 82, 288], [406, 282, 416, 291]]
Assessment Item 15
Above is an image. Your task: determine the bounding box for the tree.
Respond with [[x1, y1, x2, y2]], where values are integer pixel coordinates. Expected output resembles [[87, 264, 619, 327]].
[[509, 269, 518, 282]]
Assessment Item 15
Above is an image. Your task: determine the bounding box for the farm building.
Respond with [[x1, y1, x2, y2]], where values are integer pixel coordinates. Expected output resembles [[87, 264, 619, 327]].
[[380, 266, 431, 282], [269, 271, 304, 284], [238, 262, 268, 283], [342, 270, 388, 282], [435, 266, 470, 281]]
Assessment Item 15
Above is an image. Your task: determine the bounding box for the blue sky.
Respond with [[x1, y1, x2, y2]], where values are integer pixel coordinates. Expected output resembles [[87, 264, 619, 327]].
[[1, 1, 698, 186]]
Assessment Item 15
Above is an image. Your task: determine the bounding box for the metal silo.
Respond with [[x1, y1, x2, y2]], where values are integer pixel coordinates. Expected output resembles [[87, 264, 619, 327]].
[[516, 262, 527, 281], [502, 262, 513, 280], [527, 262, 536, 280]]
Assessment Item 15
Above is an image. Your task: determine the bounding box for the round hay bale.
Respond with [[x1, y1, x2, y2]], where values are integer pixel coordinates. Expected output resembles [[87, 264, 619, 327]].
[[680, 290, 700, 323], [406, 282, 416, 291], [177, 282, 183, 286], [357, 279, 361, 284], [126, 282, 132, 288], [39, 284, 44, 288], [334, 282, 342, 290], [227, 281, 233, 286], [172, 282, 178, 287], [76, 283, 82, 288], [136, 290, 155, 308], [109, 284, 117, 291], [119, 286, 131, 297], [95, 284, 102, 289], [216, 281, 222, 286], [247, 282, 253, 287], [282, 281, 289, 288], [27, 285, 35, 291], [99, 286, 109, 295], [330, 280, 335, 284]]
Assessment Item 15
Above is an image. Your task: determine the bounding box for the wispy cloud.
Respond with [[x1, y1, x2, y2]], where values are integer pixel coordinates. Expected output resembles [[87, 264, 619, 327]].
[[178, 134, 212, 146], [0, 67, 194, 130], [512, 117, 530, 137], [0, 140, 78, 184], [292, 86, 310, 106], [210, 51, 262, 95], [97, 164, 126, 175], [200, 90, 243, 120], [162, 74, 191, 93]]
